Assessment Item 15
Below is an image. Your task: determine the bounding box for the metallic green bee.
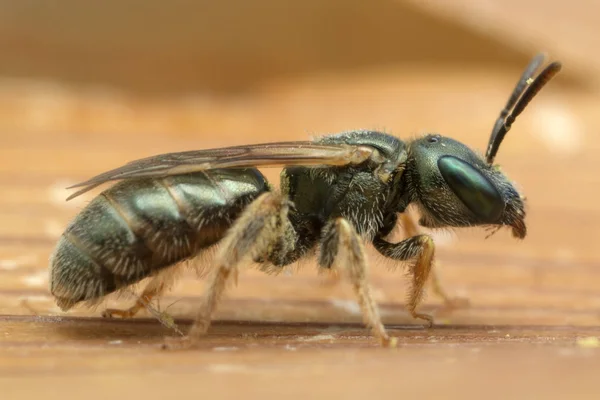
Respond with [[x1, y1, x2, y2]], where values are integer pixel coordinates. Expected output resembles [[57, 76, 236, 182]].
[[50, 55, 561, 347]]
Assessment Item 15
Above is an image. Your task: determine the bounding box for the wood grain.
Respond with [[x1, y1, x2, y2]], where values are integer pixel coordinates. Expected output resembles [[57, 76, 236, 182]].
[[1, 63, 599, 399]]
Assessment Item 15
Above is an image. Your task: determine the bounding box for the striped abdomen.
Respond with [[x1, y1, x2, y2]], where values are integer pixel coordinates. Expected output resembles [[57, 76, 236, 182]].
[[50, 168, 268, 310]]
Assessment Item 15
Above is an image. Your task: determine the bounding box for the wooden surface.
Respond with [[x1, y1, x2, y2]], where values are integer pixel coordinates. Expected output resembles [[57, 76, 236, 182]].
[[1, 63, 600, 399]]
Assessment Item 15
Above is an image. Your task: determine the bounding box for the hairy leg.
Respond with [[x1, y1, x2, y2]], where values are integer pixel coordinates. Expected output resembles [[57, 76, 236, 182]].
[[399, 213, 470, 310], [373, 232, 435, 326], [102, 267, 178, 319], [164, 192, 294, 349], [320, 218, 396, 347]]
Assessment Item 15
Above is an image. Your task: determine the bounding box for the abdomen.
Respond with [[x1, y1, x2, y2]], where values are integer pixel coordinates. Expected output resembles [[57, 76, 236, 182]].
[[50, 168, 268, 310]]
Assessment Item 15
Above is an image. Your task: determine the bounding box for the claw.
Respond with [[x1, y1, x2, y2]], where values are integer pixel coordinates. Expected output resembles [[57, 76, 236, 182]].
[[162, 335, 197, 351], [102, 308, 136, 319], [412, 312, 435, 328]]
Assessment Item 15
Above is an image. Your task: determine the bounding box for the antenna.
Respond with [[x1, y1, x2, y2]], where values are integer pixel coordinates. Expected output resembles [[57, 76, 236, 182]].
[[485, 54, 562, 164]]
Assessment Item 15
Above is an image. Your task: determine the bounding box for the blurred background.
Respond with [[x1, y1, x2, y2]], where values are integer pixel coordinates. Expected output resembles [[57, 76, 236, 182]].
[[1, 0, 599, 329], [2, 1, 600, 397]]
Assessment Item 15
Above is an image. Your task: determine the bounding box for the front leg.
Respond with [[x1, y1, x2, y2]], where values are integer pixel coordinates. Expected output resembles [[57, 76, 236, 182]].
[[320, 218, 396, 347], [373, 231, 435, 326], [399, 213, 470, 311]]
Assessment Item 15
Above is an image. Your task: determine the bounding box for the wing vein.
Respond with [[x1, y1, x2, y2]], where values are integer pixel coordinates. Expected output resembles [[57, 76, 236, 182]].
[[65, 140, 378, 200]]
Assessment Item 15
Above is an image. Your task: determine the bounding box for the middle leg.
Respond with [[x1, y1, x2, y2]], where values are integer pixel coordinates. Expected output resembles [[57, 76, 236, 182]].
[[319, 217, 396, 347]]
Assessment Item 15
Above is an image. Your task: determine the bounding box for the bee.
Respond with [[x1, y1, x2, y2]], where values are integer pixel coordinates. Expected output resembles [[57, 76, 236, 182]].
[[49, 54, 561, 348]]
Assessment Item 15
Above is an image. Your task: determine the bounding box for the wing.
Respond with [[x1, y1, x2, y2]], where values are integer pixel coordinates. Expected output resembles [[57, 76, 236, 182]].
[[66, 140, 379, 200]]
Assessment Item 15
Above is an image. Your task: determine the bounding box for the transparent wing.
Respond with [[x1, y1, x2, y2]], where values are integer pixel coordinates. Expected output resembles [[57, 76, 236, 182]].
[[66, 140, 378, 200]]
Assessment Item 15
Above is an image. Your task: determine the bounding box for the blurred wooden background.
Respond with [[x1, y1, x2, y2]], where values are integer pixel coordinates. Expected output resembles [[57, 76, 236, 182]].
[[1, 1, 599, 399]]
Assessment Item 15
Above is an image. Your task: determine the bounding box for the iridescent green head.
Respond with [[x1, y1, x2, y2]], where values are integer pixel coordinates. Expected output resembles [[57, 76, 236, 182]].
[[406, 133, 526, 239], [402, 55, 561, 239]]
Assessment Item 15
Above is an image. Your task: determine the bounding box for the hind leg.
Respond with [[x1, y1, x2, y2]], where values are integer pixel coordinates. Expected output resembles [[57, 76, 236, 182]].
[[102, 267, 178, 319], [164, 192, 296, 349], [399, 213, 470, 311]]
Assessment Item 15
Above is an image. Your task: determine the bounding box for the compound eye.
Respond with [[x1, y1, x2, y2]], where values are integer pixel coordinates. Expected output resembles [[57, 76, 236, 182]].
[[438, 155, 504, 222]]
